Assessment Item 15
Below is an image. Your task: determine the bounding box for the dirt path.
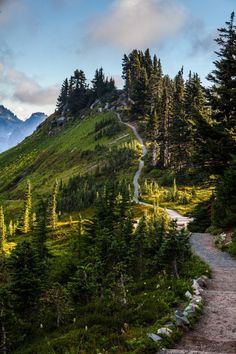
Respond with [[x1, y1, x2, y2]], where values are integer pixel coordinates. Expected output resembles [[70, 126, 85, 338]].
[[165, 233, 236, 354], [116, 113, 147, 203], [116, 113, 191, 227]]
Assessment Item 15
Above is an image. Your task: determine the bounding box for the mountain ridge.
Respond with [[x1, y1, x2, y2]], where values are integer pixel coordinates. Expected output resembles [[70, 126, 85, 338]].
[[0, 105, 47, 152]]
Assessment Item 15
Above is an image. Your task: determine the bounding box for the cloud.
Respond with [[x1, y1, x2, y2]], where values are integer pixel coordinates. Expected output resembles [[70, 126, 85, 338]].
[[190, 33, 216, 56], [0, 64, 59, 106], [185, 18, 217, 57], [0, 41, 14, 63], [0, 0, 26, 25], [87, 0, 186, 50]]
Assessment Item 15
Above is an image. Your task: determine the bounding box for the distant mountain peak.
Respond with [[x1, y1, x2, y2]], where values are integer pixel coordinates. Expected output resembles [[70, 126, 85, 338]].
[[0, 105, 21, 123], [0, 105, 47, 152]]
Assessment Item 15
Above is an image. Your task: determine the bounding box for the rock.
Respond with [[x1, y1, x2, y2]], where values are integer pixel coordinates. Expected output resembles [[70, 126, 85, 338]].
[[175, 310, 190, 326], [183, 305, 196, 316], [185, 290, 193, 299], [193, 288, 201, 296], [191, 296, 203, 307], [196, 276, 207, 288], [192, 280, 203, 295], [147, 333, 162, 342], [164, 322, 175, 329], [157, 327, 173, 337]]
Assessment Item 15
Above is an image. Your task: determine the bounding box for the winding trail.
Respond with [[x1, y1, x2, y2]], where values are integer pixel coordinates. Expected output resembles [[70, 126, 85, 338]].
[[116, 113, 236, 353], [116, 113, 191, 227], [164, 233, 236, 354]]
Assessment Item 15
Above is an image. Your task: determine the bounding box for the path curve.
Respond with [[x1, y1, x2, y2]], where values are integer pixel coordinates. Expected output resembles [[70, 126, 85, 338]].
[[164, 233, 236, 354], [117, 113, 147, 203], [116, 113, 191, 227]]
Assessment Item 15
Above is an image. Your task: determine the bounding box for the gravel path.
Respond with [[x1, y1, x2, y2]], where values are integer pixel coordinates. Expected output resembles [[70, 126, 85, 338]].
[[116, 113, 236, 353], [116, 113, 191, 227], [166, 233, 236, 354], [116, 113, 147, 203]]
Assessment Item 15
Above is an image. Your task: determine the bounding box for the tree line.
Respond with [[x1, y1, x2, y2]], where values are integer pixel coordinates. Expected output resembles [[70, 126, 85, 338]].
[[56, 68, 117, 115]]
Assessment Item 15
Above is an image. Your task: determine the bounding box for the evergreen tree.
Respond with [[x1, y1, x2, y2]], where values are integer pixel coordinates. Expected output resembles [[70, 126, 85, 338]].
[[159, 224, 190, 278], [131, 67, 149, 119], [9, 241, 45, 318], [92, 68, 107, 99], [56, 78, 69, 114], [48, 180, 58, 230], [23, 180, 32, 234], [68, 70, 89, 113], [194, 13, 236, 176], [33, 201, 49, 259], [212, 156, 236, 228], [207, 12, 236, 129], [8, 220, 14, 238], [158, 77, 174, 168], [0, 207, 6, 255]]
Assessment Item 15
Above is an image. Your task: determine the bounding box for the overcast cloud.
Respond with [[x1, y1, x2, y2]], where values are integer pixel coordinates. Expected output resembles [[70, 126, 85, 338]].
[[0, 64, 59, 106], [87, 0, 187, 50]]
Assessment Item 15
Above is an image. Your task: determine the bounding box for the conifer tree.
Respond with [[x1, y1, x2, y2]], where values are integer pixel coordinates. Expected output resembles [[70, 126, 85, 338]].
[[23, 180, 32, 234], [48, 180, 58, 230], [56, 78, 69, 114], [207, 12, 236, 129], [0, 206, 6, 254], [33, 201, 48, 259], [194, 13, 236, 176], [8, 220, 14, 238], [9, 241, 44, 319], [158, 77, 174, 168], [131, 67, 149, 119]]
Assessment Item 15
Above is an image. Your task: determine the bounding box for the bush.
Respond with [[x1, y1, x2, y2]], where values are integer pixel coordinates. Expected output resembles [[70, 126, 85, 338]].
[[212, 157, 236, 228], [188, 199, 212, 232]]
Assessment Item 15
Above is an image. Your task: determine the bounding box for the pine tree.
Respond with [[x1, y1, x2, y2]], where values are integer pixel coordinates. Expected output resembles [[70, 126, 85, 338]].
[[158, 77, 174, 168], [131, 67, 149, 119], [159, 224, 190, 278], [144, 48, 153, 78], [194, 13, 236, 177], [56, 78, 69, 114], [48, 180, 58, 230], [33, 201, 48, 259], [68, 70, 89, 114], [9, 240, 44, 318], [8, 220, 14, 238], [207, 12, 236, 129], [92, 68, 107, 99], [23, 180, 32, 234], [0, 206, 6, 254]]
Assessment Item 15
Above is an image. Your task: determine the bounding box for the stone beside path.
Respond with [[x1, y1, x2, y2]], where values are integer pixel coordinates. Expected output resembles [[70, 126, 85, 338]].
[[163, 233, 236, 354]]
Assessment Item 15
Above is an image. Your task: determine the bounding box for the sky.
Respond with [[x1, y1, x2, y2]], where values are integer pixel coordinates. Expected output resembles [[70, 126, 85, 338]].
[[0, 0, 235, 120]]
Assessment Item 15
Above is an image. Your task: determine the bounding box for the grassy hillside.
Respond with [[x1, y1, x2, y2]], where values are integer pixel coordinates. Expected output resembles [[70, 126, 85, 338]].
[[0, 110, 139, 218]]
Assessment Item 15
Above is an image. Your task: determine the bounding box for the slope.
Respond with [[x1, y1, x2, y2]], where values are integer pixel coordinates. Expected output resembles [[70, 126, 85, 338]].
[[0, 110, 138, 216]]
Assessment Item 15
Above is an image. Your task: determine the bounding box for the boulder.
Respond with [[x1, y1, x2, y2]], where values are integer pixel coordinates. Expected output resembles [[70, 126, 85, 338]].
[[147, 333, 162, 342], [175, 310, 190, 326], [157, 327, 173, 337], [185, 290, 193, 299], [196, 276, 207, 288]]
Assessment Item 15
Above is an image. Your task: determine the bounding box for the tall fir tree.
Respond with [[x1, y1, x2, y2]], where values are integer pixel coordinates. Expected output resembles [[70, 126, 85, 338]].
[[207, 12, 236, 129], [0, 207, 6, 255], [56, 78, 69, 114], [194, 13, 236, 176], [48, 180, 58, 230], [23, 180, 32, 234]]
